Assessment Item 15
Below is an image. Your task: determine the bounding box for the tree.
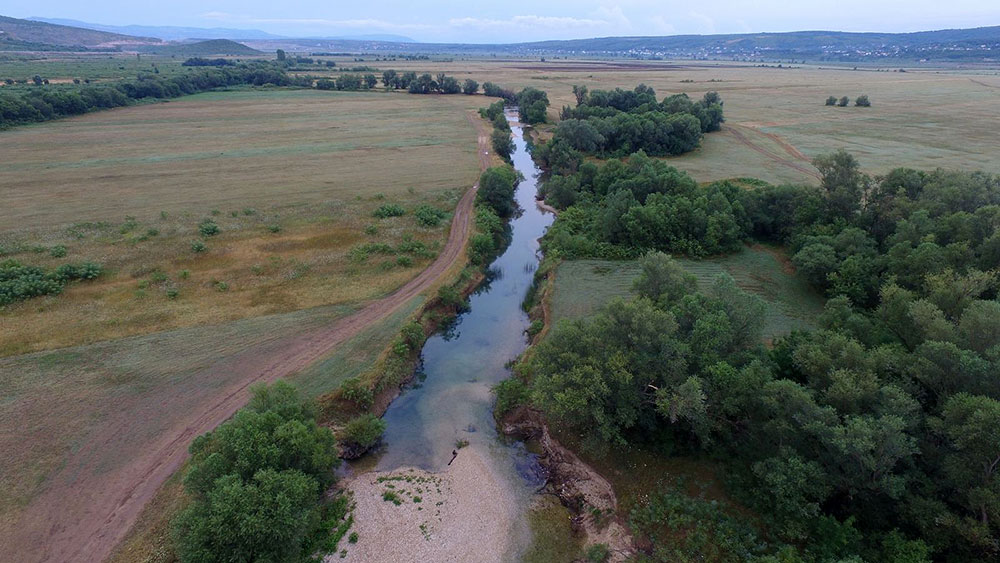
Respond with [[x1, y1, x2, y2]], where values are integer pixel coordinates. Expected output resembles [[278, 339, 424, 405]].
[[572, 84, 588, 106], [934, 393, 1000, 530], [855, 95, 871, 107], [476, 166, 518, 218], [173, 469, 320, 563], [381, 69, 397, 89], [276, 49, 286, 62], [363, 73, 377, 89], [517, 87, 550, 124], [838, 96, 850, 107], [826, 96, 838, 106], [632, 251, 698, 306], [462, 79, 479, 95], [491, 128, 514, 162], [814, 149, 866, 218]]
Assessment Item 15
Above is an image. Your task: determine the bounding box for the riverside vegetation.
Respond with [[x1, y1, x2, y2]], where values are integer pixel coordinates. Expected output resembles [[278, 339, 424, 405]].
[[502, 123, 1000, 560]]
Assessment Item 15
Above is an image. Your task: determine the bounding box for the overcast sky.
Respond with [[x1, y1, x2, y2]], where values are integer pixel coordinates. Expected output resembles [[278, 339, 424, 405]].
[[8, 1, 999, 42]]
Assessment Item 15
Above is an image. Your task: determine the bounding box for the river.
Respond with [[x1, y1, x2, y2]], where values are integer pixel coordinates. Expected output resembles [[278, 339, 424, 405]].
[[363, 109, 554, 557]]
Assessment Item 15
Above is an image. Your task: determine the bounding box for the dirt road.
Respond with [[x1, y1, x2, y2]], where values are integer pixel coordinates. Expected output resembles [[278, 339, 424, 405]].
[[5, 112, 490, 563]]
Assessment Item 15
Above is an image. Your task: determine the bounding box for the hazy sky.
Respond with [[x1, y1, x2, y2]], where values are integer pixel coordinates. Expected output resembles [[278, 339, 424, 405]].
[[8, 1, 999, 42]]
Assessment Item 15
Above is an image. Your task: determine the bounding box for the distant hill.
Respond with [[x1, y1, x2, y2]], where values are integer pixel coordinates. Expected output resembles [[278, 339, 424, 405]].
[[28, 17, 282, 41], [0, 15, 160, 48], [136, 39, 261, 56], [247, 25, 1000, 63], [512, 27, 1000, 61]]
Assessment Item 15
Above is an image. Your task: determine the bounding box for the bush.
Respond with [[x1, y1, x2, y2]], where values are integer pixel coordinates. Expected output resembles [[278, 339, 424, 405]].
[[414, 204, 447, 227], [493, 378, 530, 417], [0, 259, 102, 306], [173, 382, 343, 562], [198, 219, 220, 236], [585, 543, 610, 562], [373, 204, 406, 218], [838, 96, 850, 107], [49, 245, 67, 258], [825, 96, 838, 106], [191, 239, 207, 253], [855, 94, 871, 107], [339, 414, 386, 458]]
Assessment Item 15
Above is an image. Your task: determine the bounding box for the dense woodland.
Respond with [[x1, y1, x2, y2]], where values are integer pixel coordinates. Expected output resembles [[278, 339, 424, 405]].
[[512, 126, 1000, 560]]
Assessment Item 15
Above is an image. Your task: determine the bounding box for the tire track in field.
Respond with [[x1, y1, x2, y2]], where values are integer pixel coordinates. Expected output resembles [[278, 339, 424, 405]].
[[724, 123, 821, 180], [7, 112, 493, 563]]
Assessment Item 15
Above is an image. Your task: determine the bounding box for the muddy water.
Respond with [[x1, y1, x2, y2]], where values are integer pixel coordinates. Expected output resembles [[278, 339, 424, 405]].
[[373, 110, 553, 548]]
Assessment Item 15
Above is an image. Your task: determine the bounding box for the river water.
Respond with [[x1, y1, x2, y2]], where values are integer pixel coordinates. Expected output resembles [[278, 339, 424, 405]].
[[376, 110, 553, 476]]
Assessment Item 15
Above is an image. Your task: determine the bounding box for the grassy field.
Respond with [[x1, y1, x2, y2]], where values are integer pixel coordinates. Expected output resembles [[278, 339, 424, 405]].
[[550, 245, 825, 340], [0, 292, 426, 546], [0, 88, 484, 355], [314, 58, 1000, 184]]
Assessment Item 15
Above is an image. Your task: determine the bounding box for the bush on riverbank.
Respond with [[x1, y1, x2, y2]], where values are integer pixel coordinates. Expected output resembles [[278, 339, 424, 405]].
[[172, 381, 350, 562]]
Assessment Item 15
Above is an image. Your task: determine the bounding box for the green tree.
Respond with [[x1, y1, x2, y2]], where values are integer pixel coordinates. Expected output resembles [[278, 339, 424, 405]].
[[813, 149, 866, 219], [632, 251, 698, 306], [476, 166, 518, 218], [855, 95, 871, 107], [276, 49, 286, 62], [826, 96, 838, 106], [572, 84, 588, 106], [462, 79, 479, 95], [491, 128, 514, 162], [838, 96, 850, 107]]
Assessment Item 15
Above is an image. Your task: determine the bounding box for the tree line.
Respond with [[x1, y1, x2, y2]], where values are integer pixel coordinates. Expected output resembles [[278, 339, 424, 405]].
[[0, 61, 310, 128], [508, 148, 1000, 561]]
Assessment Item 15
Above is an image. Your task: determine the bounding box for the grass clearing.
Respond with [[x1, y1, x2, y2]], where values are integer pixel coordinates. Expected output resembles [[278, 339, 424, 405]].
[[551, 245, 824, 340]]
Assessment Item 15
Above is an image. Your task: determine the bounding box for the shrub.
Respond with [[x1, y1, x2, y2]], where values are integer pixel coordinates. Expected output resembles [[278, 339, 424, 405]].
[[339, 414, 386, 456], [585, 543, 610, 563], [49, 245, 67, 258], [855, 94, 871, 107], [340, 378, 374, 409], [493, 378, 530, 417], [373, 204, 406, 218], [414, 204, 447, 227], [364, 224, 378, 236], [268, 224, 282, 233], [191, 239, 207, 253], [166, 287, 180, 300], [198, 219, 220, 236], [172, 382, 342, 562], [825, 96, 838, 106], [437, 285, 465, 309], [348, 532, 358, 544], [838, 96, 850, 107], [0, 259, 102, 306], [396, 255, 413, 267]]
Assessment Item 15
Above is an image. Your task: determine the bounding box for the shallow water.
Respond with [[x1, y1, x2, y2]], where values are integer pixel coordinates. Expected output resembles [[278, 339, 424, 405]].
[[376, 111, 553, 477]]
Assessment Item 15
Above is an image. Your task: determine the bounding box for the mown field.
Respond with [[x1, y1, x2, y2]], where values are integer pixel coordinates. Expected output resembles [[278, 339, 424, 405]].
[[0, 88, 484, 355], [550, 245, 824, 340]]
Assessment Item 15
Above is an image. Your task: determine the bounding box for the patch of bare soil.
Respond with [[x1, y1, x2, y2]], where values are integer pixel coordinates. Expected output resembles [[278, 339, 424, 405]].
[[502, 406, 635, 562]]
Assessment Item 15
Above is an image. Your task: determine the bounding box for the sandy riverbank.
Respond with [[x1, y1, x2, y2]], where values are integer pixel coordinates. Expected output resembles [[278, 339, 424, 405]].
[[333, 445, 525, 562]]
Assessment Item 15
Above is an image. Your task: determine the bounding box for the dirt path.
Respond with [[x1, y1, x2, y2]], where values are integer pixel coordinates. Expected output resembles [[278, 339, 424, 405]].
[[5, 113, 492, 563], [724, 123, 821, 180]]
